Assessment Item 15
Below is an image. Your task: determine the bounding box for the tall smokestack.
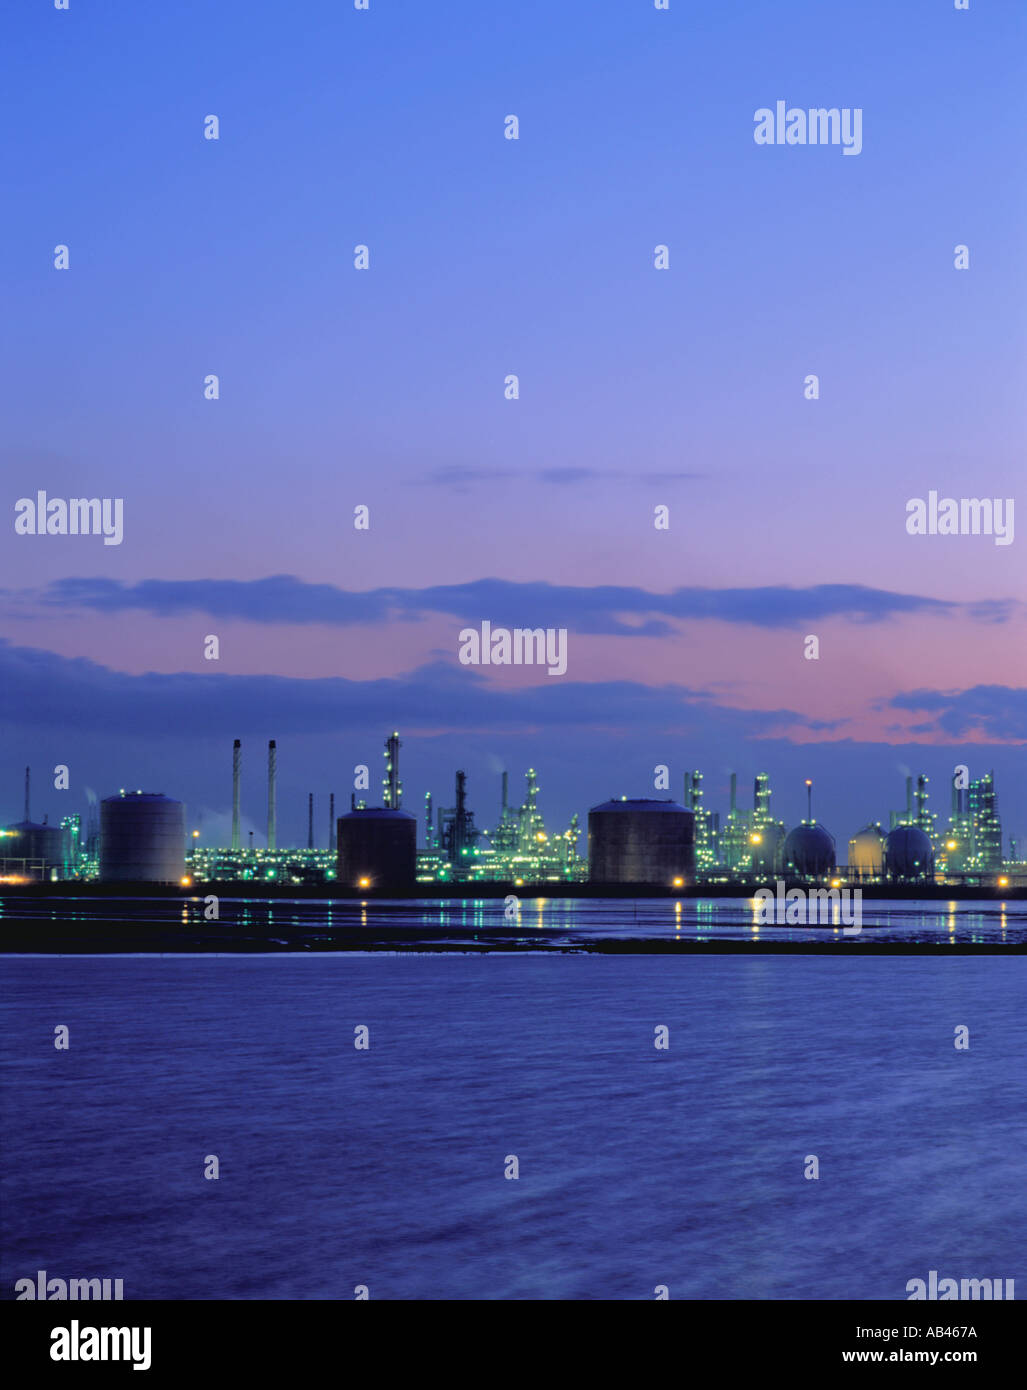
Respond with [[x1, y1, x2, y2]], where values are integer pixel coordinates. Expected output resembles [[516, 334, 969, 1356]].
[[307, 793, 314, 849], [729, 773, 737, 816], [231, 740, 241, 851], [905, 775, 913, 823], [501, 771, 508, 814], [24, 766, 30, 822], [805, 779, 813, 822], [425, 791, 433, 849], [328, 793, 335, 851], [383, 732, 401, 809], [267, 740, 277, 850], [454, 770, 468, 859]]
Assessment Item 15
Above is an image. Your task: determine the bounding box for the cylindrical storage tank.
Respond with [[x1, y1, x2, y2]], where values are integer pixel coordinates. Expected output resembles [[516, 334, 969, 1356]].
[[100, 792, 185, 883], [782, 823, 836, 878], [848, 824, 885, 880], [2, 821, 67, 877], [883, 825, 935, 883], [3, 821, 66, 864], [337, 809, 417, 890], [588, 799, 695, 887]]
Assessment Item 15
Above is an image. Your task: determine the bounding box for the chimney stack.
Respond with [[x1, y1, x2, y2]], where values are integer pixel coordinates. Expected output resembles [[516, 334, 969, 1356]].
[[267, 741, 277, 850], [307, 793, 314, 849], [231, 740, 241, 851], [24, 766, 30, 822], [328, 793, 335, 852]]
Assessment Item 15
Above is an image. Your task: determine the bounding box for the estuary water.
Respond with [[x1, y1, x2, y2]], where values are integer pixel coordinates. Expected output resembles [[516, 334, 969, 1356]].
[[1, 953, 1023, 1300], [0, 894, 1024, 949]]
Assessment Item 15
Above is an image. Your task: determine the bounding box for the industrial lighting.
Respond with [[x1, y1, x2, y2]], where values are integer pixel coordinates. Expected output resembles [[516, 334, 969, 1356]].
[[946, 840, 957, 851], [672, 877, 684, 888], [750, 833, 762, 845], [357, 877, 371, 889], [192, 830, 200, 839], [998, 876, 1009, 888], [180, 876, 192, 887]]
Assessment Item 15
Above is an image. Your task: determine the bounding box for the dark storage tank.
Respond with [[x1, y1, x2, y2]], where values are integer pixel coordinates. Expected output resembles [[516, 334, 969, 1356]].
[[100, 792, 185, 883], [337, 808, 417, 890], [588, 799, 695, 887], [1, 820, 67, 879], [782, 823, 836, 878], [883, 825, 935, 883]]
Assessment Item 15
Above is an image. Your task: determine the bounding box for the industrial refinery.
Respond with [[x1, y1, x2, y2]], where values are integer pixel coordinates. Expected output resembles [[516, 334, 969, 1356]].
[[0, 735, 1022, 893]]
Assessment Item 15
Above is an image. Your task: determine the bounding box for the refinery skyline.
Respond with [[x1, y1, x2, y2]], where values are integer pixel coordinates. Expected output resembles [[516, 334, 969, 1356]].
[[3, 732, 1020, 888], [3, 4, 1025, 884]]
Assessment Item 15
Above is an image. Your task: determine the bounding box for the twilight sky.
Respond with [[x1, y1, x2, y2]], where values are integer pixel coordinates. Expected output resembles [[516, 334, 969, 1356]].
[[2, 0, 1025, 849]]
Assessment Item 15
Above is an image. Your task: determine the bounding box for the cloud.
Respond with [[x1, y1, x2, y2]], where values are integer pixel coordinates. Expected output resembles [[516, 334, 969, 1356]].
[[0, 638, 803, 740], [25, 575, 1013, 634], [2, 642, 1021, 838], [414, 466, 705, 488], [888, 686, 1027, 743]]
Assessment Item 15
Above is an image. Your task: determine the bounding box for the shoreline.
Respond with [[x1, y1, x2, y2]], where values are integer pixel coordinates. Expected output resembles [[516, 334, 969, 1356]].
[[1, 881, 1022, 902]]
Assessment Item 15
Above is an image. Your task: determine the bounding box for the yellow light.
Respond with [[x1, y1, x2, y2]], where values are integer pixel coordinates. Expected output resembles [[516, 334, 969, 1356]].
[[672, 877, 684, 888], [750, 833, 762, 845], [357, 877, 371, 889], [946, 840, 957, 851], [998, 877, 1009, 888], [192, 830, 200, 839], [830, 879, 841, 888], [180, 876, 192, 887], [536, 832, 546, 842]]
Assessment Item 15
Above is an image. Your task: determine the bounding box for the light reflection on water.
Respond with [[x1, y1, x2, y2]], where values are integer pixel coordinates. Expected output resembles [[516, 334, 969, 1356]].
[[0, 895, 1023, 946]]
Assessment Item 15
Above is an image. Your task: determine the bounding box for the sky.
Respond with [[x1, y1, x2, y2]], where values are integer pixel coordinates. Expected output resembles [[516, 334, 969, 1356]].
[[1, 0, 1025, 850]]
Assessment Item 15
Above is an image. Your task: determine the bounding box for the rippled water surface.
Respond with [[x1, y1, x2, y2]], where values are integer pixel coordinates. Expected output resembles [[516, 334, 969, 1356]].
[[1, 954, 1023, 1299]]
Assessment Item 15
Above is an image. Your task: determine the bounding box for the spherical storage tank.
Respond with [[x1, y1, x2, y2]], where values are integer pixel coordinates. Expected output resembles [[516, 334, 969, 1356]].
[[783, 823, 836, 878], [337, 809, 417, 890], [848, 824, 885, 879], [883, 825, 935, 883], [100, 792, 185, 883], [588, 799, 695, 887]]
